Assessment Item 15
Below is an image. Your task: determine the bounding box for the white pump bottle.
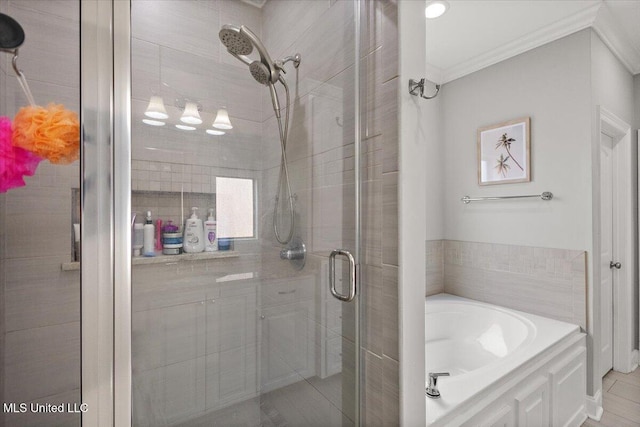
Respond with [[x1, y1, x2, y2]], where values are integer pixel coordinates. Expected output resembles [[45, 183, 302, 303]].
[[204, 208, 218, 252], [183, 207, 205, 253]]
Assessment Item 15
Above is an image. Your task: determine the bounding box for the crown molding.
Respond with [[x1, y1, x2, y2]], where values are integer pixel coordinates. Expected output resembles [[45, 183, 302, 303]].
[[424, 61, 444, 85], [592, 3, 640, 75], [440, 3, 602, 84]]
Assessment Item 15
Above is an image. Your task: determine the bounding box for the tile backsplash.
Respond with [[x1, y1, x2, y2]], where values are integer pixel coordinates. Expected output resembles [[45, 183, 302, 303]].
[[425, 240, 444, 296], [427, 240, 586, 329]]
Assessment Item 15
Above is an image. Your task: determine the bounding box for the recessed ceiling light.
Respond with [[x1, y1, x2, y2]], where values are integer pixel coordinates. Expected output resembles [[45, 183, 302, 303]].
[[425, 1, 448, 19], [175, 124, 196, 131], [206, 129, 226, 136], [142, 119, 166, 126]]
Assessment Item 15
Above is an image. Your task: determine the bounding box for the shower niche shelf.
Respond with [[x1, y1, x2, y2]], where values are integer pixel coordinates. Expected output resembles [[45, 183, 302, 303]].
[[61, 250, 239, 271]]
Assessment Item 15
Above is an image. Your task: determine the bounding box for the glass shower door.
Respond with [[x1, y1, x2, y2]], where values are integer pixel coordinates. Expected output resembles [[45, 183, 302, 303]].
[[128, 1, 360, 426]]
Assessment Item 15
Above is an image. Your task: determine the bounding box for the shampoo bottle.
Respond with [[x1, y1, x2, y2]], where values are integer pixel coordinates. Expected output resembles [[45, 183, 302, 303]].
[[204, 208, 218, 252], [183, 207, 205, 253], [143, 211, 155, 256]]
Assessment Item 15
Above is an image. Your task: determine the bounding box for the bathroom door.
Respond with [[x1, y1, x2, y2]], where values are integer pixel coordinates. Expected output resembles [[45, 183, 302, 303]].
[[600, 132, 614, 377]]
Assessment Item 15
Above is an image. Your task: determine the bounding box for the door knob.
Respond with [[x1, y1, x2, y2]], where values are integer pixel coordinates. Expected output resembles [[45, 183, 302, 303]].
[[610, 261, 622, 269]]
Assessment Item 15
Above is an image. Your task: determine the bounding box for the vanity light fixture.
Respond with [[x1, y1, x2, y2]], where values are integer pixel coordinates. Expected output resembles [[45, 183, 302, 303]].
[[425, 1, 448, 19], [180, 101, 203, 125], [206, 129, 225, 136], [142, 119, 166, 126], [144, 95, 169, 119], [213, 107, 233, 130], [175, 124, 196, 131]]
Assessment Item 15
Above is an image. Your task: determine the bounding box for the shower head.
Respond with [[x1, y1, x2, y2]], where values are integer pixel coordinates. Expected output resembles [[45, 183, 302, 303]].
[[219, 24, 279, 85], [249, 61, 271, 85], [0, 13, 25, 51], [219, 25, 253, 56]]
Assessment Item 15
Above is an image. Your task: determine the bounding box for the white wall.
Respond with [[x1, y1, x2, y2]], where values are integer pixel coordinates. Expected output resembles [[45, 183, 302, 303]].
[[426, 28, 637, 400], [441, 30, 592, 250], [438, 29, 596, 396]]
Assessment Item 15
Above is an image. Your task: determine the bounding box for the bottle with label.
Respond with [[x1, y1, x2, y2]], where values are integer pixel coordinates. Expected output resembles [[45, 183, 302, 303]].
[[183, 207, 205, 253], [143, 211, 155, 256], [204, 208, 218, 252]]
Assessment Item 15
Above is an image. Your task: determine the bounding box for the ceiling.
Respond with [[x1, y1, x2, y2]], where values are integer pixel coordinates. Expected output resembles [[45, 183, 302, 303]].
[[425, 0, 640, 84]]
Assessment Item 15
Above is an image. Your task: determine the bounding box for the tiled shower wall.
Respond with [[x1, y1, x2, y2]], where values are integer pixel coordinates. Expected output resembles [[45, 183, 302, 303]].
[[259, 0, 400, 424], [0, 1, 81, 426], [426, 240, 587, 329], [362, 1, 400, 425]]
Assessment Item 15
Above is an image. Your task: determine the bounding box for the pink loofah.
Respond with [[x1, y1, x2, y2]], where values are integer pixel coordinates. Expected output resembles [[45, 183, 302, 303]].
[[0, 116, 42, 193]]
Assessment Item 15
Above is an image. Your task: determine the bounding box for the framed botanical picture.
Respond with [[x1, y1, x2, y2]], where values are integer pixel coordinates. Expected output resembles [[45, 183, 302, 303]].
[[477, 117, 530, 185]]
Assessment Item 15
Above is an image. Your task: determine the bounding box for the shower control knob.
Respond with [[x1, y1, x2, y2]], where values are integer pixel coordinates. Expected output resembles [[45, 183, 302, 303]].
[[610, 261, 622, 269]]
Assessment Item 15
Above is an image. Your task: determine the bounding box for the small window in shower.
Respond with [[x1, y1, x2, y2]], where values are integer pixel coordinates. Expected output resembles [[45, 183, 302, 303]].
[[215, 176, 255, 238]]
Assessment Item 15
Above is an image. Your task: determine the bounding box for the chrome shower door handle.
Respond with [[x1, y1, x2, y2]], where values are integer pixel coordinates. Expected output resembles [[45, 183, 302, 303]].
[[329, 249, 357, 302]]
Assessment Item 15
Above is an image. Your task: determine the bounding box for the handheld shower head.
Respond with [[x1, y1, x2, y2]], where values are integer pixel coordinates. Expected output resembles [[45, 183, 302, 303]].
[[219, 24, 279, 85], [219, 25, 253, 57], [220, 23, 301, 245]]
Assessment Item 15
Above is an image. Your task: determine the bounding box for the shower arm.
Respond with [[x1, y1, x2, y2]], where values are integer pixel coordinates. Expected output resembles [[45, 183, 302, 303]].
[[275, 54, 301, 73]]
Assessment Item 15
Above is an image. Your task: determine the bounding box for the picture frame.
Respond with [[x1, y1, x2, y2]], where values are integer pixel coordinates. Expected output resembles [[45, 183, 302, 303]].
[[477, 117, 530, 185]]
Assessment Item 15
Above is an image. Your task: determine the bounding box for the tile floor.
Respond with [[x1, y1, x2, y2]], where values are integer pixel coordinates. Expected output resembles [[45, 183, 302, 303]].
[[181, 374, 352, 427], [582, 368, 640, 427]]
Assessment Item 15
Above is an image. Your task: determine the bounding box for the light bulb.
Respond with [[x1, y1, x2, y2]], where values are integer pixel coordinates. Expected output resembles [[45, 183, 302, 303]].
[[175, 124, 196, 131], [206, 129, 225, 136], [425, 1, 448, 19]]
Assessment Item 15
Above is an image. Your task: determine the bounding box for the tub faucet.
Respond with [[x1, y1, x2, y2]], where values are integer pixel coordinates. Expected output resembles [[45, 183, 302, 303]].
[[426, 372, 450, 399]]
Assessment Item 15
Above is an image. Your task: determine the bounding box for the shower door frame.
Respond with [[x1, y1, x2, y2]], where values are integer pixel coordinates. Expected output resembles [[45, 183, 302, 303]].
[[81, 1, 362, 426], [80, 1, 132, 426]]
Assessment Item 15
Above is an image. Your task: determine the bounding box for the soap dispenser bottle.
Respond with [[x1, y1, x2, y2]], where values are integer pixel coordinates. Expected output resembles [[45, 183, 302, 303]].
[[184, 207, 205, 253], [143, 211, 155, 256], [204, 208, 218, 252]]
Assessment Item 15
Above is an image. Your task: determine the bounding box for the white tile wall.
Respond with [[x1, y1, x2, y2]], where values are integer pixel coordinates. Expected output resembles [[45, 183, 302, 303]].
[[4, 321, 80, 403], [132, 1, 219, 60], [2, 1, 81, 415]]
